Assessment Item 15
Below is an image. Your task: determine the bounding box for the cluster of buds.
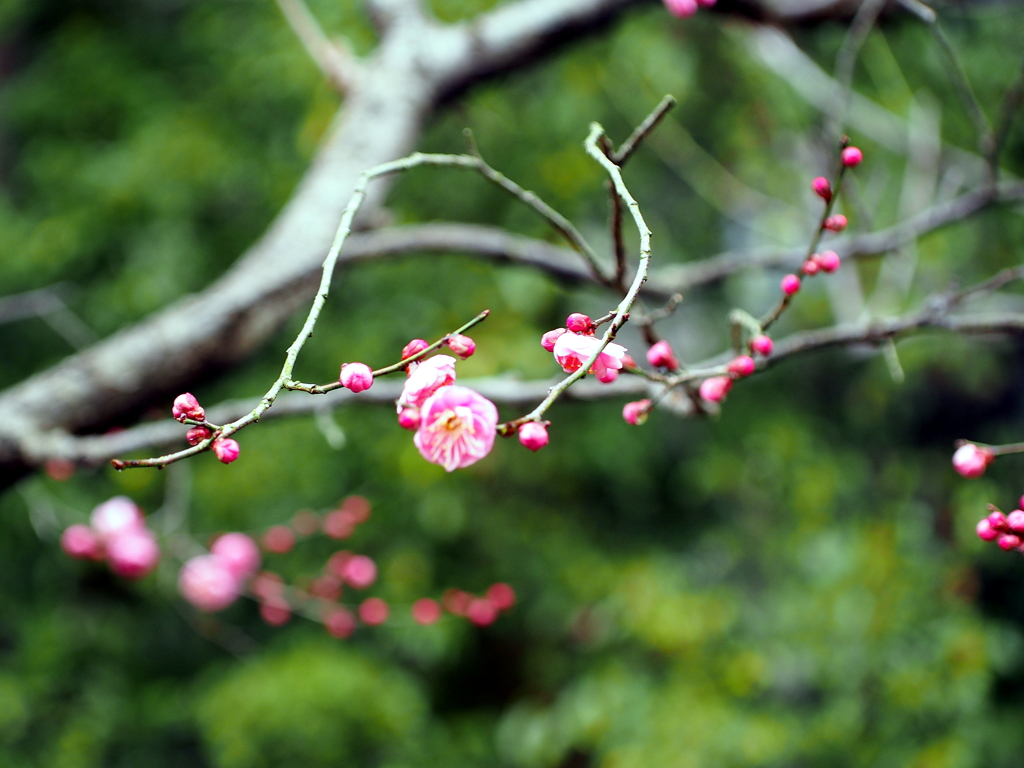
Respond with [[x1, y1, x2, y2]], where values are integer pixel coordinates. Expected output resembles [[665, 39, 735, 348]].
[[439, 582, 517, 627], [60, 496, 160, 579], [542, 313, 628, 383], [976, 504, 1024, 553], [179, 532, 261, 612], [172, 393, 240, 463], [662, 0, 716, 19], [394, 345, 498, 472]]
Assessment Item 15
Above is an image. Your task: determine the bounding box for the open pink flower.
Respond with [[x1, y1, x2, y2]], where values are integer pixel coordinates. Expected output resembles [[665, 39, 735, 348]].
[[90, 496, 145, 541], [414, 386, 498, 472], [552, 332, 627, 383], [398, 355, 457, 410]]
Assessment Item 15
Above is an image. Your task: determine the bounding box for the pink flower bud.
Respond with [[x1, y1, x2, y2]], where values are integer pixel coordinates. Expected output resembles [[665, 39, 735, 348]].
[[443, 588, 472, 616], [178, 555, 240, 612], [323, 509, 355, 539], [518, 422, 549, 452], [541, 328, 567, 352], [186, 426, 211, 445], [988, 512, 1009, 532], [815, 250, 841, 273], [251, 571, 284, 601], [339, 362, 374, 393], [699, 376, 733, 403], [310, 574, 342, 601], [106, 528, 160, 579], [663, 0, 698, 17], [802, 259, 820, 276], [998, 534, 1022, 551], [172, 393, 204, 423], [621, 354, 637, 369], [260, 598, 292, 626], [323, 606, 357, 638], [397, 407, 421, 431], [1008, 510, 1024, 533], [61, 525, 103, 560], [976, 518, 999, 541], [565, 313, 591, 333], [750, 335, 774, 356], [823, 215, 848, 232], [402, 339, 429, 359], [262, 525, 295, 554], [812, 176, 832, 202], [411, 598, 442, 626], [342, 495, 371, 523], [210, 532, 261, 581], [841, 146, 863, 167], [447, 334, 476, 359], [622, 399, 652, 426], [327, 606, 360, 638], [646, 340, 679, 370], [467, 598, 498, 626], [212, 438, 240, 464], [342, 554, 377, 589], [952, 444, 993, 478], [90, 496, 145, 541], [359, 597, 389, 626], [728, 355, 756, 377], [781, 274, 801, 295], [486, 583, 516, 610]]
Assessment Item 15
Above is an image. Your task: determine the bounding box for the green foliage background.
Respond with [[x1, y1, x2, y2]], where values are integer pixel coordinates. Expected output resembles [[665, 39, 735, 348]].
[[2, 1, 1024, 766]]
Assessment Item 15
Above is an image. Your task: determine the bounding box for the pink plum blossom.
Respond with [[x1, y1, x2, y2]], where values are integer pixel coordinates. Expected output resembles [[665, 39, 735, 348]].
[[552, 332, 627, 383], [518, 422, 549, 451], [359, 597, 389, 626], [815, 251, 841, 273], [622, 400, 651, 426], [976, 518, 999, 541], [186, 426, 211, 445], [699, 376, 733, 403], [414, 385, 498, 472], [342, 554, 378, 589], [61, 524, 103, 560], [178, 555, 240, 612], [340, 362, 374, 393], [412, 598, 442, 626], [841, 146, 863, 167], [211, 533, 261, 581], [952, 444, 993, 478], [565, 313, 592, 333], [1008, 510, 1024, 533], [90, 496, 145, 541], [106, 528, 160, 579], [447, 334, 476, 359], [824, 215, 848, 232], [172, 393, 204, 423], [541, 328, 567, 352], [324, 606, 357, 637], [663, 0, 698, 17], [646, 340, 679, 370], [750, 335, 774, 356], [397, 407, 421, 431], [812, 177, 832, 202], [402, 339, 429, 360], [212, 438, 240, 464], [398, 355, 457, 410], [780, 274, 801, 295], [728, 356, 755, 377]]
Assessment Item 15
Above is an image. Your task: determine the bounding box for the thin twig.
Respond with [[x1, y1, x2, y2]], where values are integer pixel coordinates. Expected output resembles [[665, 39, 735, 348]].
[[113, 149, 594, 469], [285, 310, 490, 394], [498, 122, 654, 433], [612, 94, 676, 165], [275, 0, 357, 92]]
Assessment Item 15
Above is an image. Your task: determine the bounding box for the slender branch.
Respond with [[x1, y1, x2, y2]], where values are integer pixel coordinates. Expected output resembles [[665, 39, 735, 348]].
[[275, 0, 358, 92], [612, 94, 676, 166], [499, 122, 653, 432], [284, 309, 490, 394], [992, 54, 1024, 176]]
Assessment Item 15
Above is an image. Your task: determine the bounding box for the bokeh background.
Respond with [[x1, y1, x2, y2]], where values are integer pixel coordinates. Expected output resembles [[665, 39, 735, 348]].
[[2, 0, 1024, 766]]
